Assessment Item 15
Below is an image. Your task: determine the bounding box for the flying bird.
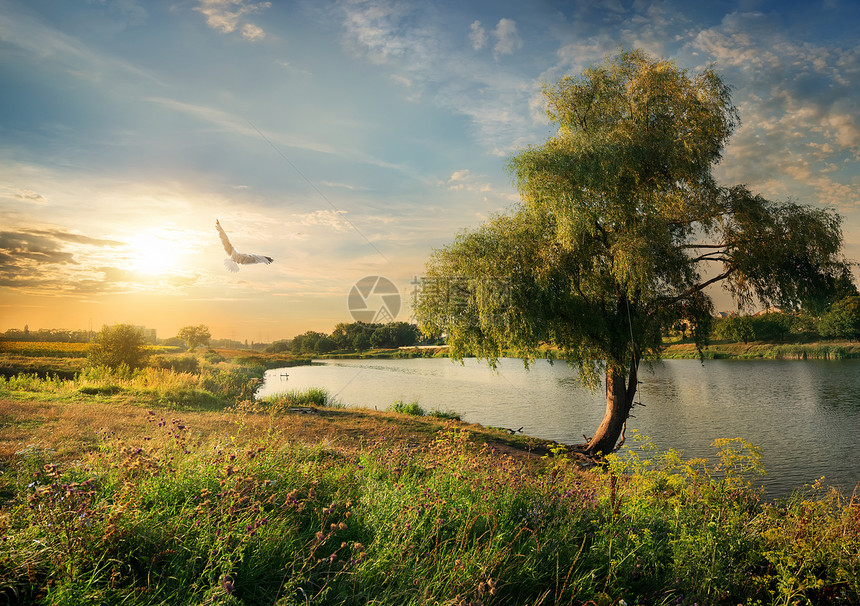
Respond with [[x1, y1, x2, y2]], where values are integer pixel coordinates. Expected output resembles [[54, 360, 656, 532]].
[[216, 219, 274, 273]]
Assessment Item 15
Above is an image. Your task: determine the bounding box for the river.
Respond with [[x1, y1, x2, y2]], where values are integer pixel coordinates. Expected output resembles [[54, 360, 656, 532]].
[[256, 357, 860, 499]]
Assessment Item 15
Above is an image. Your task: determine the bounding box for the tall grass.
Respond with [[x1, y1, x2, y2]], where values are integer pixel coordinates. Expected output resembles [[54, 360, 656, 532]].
[[2, 420, 858, 605], [0, 362, 263, 408], [257, 387, 338, 411]]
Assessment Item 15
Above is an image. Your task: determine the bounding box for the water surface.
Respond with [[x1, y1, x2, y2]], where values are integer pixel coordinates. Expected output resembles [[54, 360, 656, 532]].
[[258, 357, 860, 498]]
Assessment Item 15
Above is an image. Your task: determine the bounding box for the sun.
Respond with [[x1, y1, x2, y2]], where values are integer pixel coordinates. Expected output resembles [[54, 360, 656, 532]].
[[125, 230, 186, 276]]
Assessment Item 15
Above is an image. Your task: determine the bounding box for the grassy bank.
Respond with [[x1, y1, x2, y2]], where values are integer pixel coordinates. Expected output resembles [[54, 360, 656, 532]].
[[0, 366, 858, 605], [662, 340, 860, 360]]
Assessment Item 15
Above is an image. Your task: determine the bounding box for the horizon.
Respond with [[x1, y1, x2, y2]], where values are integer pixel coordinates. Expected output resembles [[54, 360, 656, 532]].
[[2, 0, 859, 342]]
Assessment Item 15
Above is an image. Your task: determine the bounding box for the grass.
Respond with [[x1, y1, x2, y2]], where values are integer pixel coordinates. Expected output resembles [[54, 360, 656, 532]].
[[0, 354, 858, 604], [662, 340, 860, 360], [389, 399, 463, 421]]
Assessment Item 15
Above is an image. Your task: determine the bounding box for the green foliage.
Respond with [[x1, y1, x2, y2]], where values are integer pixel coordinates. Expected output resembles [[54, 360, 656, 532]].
[[819, 296, 860, 339], [176, 324, 212, 349], [3, 423, 859, 605], [428, 409, 462, 421], [389, 399, 425, 416], [750, 312, 794, 342], [150, 354, 201, 374], [715, 315, 756, 343], [414, 48, 850, 455], [258, 387, 337, 410], [87, 324, 149, 370], [202, 349, 225, 363]]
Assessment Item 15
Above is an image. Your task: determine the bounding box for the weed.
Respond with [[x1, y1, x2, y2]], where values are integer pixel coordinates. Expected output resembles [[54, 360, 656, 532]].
[[389, 399, 425, 416]]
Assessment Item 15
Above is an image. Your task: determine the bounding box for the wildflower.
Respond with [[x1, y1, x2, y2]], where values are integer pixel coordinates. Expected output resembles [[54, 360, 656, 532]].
[[221, 574, 235, 594]]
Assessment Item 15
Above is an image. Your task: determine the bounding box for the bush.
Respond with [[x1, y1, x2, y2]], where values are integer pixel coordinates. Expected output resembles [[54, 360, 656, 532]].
[[429, 409, 462, 421], [87, 324, 149, 370], [714, 315, 755, 343], [258, 387, 337, 412], [389, 399, 424, 416], [202, 349, 225, 364], [150, 355, 201, 374]]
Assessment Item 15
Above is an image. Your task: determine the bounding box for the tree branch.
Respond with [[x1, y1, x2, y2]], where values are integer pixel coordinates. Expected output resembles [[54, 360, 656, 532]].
[[657, 267, 737, 305]]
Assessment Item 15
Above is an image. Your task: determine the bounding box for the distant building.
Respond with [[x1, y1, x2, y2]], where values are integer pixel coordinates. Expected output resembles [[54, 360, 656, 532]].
[[136, 326, 158, 344]]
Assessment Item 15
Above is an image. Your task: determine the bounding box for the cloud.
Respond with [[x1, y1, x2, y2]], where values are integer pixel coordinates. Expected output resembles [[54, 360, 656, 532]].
[[241, 22, 265, 41], [293, 209, 351, 232], [145, 96, 411, 173], [0, 3, 163, 86], [194, 0, 270, 40], [687, 9, 860, 211], [0, 228, 139, 296], [339, 3, 539, 155], [493, 18, 522, 60], [469, 20, 487, 51], [9, 189, 47, 203], [468, 18, 524, 59]]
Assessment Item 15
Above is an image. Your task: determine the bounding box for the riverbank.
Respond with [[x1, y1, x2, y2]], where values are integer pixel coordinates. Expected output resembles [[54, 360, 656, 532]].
[[1, 368, 859, 604], [662, 340, 860, 360], [316, 341, 860, 361]]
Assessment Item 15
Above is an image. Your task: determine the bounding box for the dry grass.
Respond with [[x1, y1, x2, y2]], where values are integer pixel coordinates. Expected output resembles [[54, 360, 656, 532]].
[[0, 397, 555, 473]]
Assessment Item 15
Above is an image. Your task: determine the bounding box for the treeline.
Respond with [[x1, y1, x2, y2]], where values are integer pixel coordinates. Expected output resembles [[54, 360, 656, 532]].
[[0, 327, 92, 343], [266, 321, 430, 355], [710, 296, 860, 343]]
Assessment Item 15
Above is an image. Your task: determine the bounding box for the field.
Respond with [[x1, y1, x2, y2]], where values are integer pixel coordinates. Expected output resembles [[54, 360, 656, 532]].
[[0, 348, 858, 605]]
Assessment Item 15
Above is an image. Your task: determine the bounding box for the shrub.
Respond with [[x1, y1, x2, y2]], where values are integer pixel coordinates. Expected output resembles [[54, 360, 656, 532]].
[[389, 399, 424, 416], [150, 354, 201, 374], [87, 324, 149, 370], [429, 409, 462, 421], [258, 387, 336, 410]]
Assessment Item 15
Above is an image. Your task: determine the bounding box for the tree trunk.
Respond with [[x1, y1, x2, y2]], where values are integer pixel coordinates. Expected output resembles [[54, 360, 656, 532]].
[[584, 361, 638, 456]]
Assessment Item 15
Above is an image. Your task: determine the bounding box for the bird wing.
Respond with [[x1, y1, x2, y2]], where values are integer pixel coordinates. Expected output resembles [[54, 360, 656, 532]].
[[231, 251, 274, 266], [216, 219, 274, 271], [215, 219, 235, 256]]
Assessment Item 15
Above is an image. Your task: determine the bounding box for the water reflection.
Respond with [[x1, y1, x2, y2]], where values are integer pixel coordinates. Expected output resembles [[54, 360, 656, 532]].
[[257, 357, 860, 498]]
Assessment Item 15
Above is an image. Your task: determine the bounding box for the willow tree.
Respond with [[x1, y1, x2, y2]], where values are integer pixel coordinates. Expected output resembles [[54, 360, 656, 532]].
[[413, 49, 850, 455]]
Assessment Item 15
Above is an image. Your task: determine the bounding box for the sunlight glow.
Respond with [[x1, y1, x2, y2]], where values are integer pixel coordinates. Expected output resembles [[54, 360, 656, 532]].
[[125, 231, 187, 276]]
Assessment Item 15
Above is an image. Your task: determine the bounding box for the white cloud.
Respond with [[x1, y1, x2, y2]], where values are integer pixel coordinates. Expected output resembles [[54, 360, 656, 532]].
[[684, 9, 860, 214], [194, 0, 270, 40], [469, 20, 487, 51], [241, 22, 265, 41], [294, 209, 351, 232], [0, 4, 163, 86], [338, 3, 539, 154], [493, 18, 522, 59]]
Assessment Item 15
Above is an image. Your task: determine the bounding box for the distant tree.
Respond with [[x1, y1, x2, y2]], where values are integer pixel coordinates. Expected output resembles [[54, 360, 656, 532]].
[[715, 316, 756, 343], [818, 296, 860, 340], [290, 331, 329, 354], [332, 322, 377, 350], [88, 324, 149, 370], [352, 332, 371, 352], [315, 336, 338, 354], [414, 49, 850, 456], [177, 325, 211, 350], [161, 336, 187, 349], [800, 265, 859, 316], [265, 340, 291, 353], [750, 312, 794, 342]]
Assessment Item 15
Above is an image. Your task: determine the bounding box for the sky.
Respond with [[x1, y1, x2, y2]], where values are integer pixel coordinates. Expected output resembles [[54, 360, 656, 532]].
[[1, 0, 859, 343]]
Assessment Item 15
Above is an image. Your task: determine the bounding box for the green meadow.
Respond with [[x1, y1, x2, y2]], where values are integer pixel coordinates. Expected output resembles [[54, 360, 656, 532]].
[[0, 349, 858, 605]]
